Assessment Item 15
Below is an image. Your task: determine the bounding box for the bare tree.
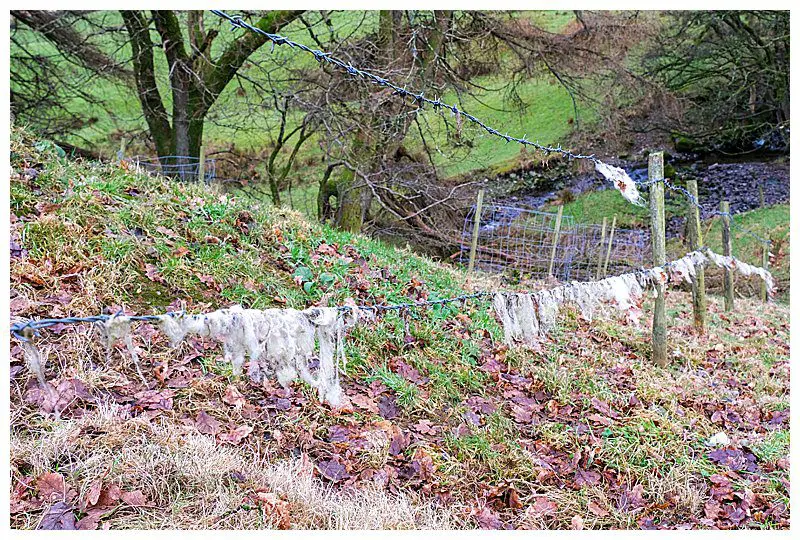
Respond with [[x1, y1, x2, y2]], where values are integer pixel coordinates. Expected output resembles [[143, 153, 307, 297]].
[[121, 10, 303, 167], [10, 11, 131, 145]]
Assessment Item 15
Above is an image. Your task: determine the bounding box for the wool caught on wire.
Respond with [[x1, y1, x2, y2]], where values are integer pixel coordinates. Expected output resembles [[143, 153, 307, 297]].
[[12, 249, 773, 407], [594, 162, 645, 206], [491, 248, 775, 349], [20, 304, 363, 408]]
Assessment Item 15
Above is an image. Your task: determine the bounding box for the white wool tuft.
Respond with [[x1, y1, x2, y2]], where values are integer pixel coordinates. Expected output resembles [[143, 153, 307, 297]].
[[21, 338, 48, 388], [704, 249, 775, 298], [594, 161, 645, 206], [492, 248, 775, 350], [103, 314, 147, 384], [492, 293, 541, 347], [156, 304, 361, 406]]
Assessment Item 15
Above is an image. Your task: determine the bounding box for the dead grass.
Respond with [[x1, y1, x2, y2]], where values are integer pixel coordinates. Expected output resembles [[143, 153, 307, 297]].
[[10, 402, 462, 529]]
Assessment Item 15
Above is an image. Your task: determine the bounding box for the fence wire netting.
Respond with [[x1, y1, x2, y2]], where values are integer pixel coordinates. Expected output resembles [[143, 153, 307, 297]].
[[459, 203, 649, 281], [127, 155, 217, 182]]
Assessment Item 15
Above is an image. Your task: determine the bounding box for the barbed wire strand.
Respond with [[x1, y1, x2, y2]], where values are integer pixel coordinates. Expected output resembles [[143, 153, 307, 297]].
[[635, 177, 772, 246], [11, 247, 747, 343], [210, 10, 600, 164]]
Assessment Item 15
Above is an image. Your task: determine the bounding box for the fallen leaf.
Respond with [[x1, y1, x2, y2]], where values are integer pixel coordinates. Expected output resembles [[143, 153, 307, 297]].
[[37, 472, 74, 503], [38, 502, 76, 530], [220, 424, 253, 445], [223, 385, 247, 408], [173, 246, 190, 258], [76, 507, 107, 530], [84, 478, 102, 508], [144, 263, 166, 284], [472, 506, 505, 529], [588, 500, 610, 517], [95, 484, 122, 507], [530, 497, 558, 516], [120, 490, 149, 507], [317, 458, 350, 482], [575, 469, 601, 487], [350, 393, 379, 414], [195, 411, 223, 435], [133, 389, 174, 411], [378, 394, 399, 419]]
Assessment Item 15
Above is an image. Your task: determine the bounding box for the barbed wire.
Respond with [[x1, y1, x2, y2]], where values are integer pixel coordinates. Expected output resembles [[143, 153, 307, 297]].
[[210, 10, 601, 164], [11, 247, 740, 343]]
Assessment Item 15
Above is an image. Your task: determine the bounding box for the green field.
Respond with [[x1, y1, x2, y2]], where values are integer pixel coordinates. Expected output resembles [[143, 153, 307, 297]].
[[13, 10, 583, 183]]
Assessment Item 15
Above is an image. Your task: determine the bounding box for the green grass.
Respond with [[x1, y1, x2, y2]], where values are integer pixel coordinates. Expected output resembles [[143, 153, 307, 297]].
[[551, 189, 651, 229]]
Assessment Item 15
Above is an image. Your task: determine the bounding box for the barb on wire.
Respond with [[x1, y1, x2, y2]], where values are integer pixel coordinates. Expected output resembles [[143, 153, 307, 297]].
[[210, 10, 600, 165]]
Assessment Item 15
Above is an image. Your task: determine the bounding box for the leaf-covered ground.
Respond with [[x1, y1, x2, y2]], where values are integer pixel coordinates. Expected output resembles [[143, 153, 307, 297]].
[[9, 129, 790, 529]]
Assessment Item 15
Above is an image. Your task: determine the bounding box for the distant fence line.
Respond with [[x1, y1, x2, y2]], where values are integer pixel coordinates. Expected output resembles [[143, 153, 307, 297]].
[[458, 203, 649, 282], [125, 155, 217, 183]]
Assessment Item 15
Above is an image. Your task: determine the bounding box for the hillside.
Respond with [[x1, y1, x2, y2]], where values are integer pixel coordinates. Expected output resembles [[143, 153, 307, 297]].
[[9, 130, 790, 529]]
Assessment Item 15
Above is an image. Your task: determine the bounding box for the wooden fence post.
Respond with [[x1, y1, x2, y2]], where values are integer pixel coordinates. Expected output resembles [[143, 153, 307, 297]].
[[602, 215, 617, 277], [596, 217, 607, 280], [117, 137, 126, 163], [720, 200, 734, 311], [198, 145, 206, 181], [467, 189, 485, 274], [686, 179, 706, 333], [548, 205, 564, 277], [759, 185, 765, 208], [649, 151, 668, 367]]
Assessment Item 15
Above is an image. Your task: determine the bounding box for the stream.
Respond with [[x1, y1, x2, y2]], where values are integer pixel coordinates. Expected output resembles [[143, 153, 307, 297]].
[[482, 156, 789, 236]]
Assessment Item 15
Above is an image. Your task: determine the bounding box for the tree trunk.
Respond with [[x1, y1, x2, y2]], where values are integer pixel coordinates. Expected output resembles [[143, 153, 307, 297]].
[[336, 166, 366, 233], [124, 10, 303, 170]]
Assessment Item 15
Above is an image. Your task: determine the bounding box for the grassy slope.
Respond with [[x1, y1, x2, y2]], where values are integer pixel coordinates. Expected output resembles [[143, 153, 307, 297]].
[[9, 131, 789, 529]]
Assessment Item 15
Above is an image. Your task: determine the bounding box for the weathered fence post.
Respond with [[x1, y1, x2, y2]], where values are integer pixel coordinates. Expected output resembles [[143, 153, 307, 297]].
[[596, 217, 607, 279], [198, 145, 206, 182], [467, 189, 485, 274], [649, 152, 668, 367], [547, 205, 564, 277], [761, 242, 770, 302], [117, 137, 126, 163], [720, 200, 734, 311], [686, 179, 706, 333], [602, 215, 617, 277], [759, 184, 765, 208]]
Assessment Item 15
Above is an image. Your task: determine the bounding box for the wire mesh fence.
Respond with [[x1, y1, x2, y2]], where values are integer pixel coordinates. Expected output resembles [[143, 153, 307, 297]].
[[127, 155, 217, 182], [567, 224, 650, 281], [458, 203, 650, 281]]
